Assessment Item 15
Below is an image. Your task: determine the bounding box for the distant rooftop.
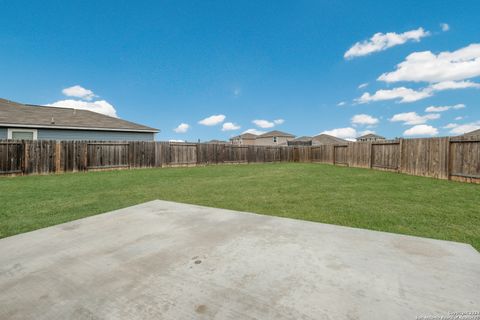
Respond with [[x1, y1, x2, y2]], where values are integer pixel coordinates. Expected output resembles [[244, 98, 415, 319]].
[[464, 128, 480, 136], [293, 136, 312, 141], [258, 130, 295, 138], [231, 132, 258, 139], [312, 134, 347, 144], [357, 133, 385, 140], [0, 98, 158, 133]]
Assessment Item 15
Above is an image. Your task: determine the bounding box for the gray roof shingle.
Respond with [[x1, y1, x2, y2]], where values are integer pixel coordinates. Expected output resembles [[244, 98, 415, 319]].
[[0, 98, 158, 132], [357, 133, 385, 140], [258, 130, 295, 138], [312, 134, 347, 145]]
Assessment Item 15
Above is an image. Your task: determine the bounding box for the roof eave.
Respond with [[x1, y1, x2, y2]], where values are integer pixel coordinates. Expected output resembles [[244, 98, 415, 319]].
[[0, 123, 159, 133]]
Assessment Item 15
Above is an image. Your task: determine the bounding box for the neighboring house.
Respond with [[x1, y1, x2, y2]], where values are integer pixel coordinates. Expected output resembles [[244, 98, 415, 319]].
[[287, 136, 312, 146], [311, 134, 347, 145], [356, 133, 385, 142], [230, 133, 257, 145], [0, 98, 158, 141], [206, 139, 228, 144], [464, 129, 480, 137], [255, 130, 295, 146]]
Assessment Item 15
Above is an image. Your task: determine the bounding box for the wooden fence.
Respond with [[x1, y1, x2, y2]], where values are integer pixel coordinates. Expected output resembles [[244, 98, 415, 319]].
[[0, 137, 479, 183]]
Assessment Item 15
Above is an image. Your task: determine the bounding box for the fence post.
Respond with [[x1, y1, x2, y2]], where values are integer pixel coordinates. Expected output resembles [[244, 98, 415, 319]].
[[398, 139, 403, 173], [332, 145, 336, 165], [83, 142, 88, 171], [55, 141, 62, 173], [446, 137, 451, 180], [22, 140, 28, 174], [368, 142, 373, 169]]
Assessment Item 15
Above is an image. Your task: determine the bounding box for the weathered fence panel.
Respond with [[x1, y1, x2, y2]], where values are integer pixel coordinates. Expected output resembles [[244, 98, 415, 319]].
[[334, 145, 348, 166], [0, 138, 479, 183], [347, 142, 370, 168], [311, 145, 333, 163], [449, 138, 480, 182], [0, 141, 23, 174], [401, 138, 449, 179], [87, 142, 129, 169], [23, 140, 57, 175], [170, 143, 197, 165], [224, 145, 248, 163], [371, 142, 400, 171]]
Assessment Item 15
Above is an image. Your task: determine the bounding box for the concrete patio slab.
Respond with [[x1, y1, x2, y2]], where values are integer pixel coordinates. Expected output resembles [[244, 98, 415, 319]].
[[0, 200, 479, 320]]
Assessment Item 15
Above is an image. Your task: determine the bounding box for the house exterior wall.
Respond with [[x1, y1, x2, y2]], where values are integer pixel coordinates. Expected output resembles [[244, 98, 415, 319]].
[[357, 137, 385, 142], [230, 138, 256, 145], [255, 136, 293, 146], [287, 140, 312, 146], [312, 138, 342, 145], [0, 127, 155, 141]]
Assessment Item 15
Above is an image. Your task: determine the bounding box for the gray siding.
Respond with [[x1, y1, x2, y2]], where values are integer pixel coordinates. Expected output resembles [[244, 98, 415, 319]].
[[37, 129, 155, 141], [0, 127, 155, 141]]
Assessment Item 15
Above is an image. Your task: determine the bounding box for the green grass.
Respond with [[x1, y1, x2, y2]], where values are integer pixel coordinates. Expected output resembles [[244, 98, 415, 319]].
[[1, 163, 479, 250]]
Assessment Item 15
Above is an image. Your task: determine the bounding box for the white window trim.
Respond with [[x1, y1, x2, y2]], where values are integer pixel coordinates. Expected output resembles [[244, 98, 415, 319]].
[[7, 128, 38, 140]]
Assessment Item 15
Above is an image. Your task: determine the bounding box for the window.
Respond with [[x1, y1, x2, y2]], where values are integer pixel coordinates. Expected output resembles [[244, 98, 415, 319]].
[[273, 136, 277, 143], [7, 128, 38, 140]]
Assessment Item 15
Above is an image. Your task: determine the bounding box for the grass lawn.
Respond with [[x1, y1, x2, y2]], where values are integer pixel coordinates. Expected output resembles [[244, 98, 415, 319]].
[[1, 163, 479, 250]]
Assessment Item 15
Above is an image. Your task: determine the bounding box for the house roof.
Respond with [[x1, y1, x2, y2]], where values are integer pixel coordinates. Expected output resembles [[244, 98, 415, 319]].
[[357, 133, 385, 140], [258, 130, 295, 138], [230, 132, 257, 140], [312, 134, 347, 145], [0, 98, 158, 133], [464, 128, 480, 136], [293, 136, 312, 141]]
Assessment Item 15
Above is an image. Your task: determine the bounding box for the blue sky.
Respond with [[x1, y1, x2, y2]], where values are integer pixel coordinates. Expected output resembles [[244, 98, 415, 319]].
[[1, 0, 479, 141]]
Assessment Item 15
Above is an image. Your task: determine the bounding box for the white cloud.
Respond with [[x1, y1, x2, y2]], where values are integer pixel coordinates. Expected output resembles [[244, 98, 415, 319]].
[[425, 103, 465, 112], [242, 128, 266, 135], [169, 139, 185, 142], [337, 101, 347, 106], [252, 119, 274, 128], [198, 114, 226, 126], [62, 85, 96, 100], [233, 87, 241, 97], [454, 116, 464, 121], [428, 80, 480, 91], [222, 122, 241, 131], [358, 83, 369, 89], [273, 119, 284, 125], [440, 23, 450, 32], [443, 123, 458, 129], [357, 87, 432, 103], [47, 99, 117, 117], [359, 130, 376, 136], [404, 125, 439, 136], [351, 114, 379, 125], [321, 127, 357, 140], [378, 43, 480, 83], [344, 28, 430, 59], [449, 122, 480, 135], [173, 123, 189, 133], [425, 106, 449, 112], [390, 112, 440, 125], [357, 81, 478, 104]]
